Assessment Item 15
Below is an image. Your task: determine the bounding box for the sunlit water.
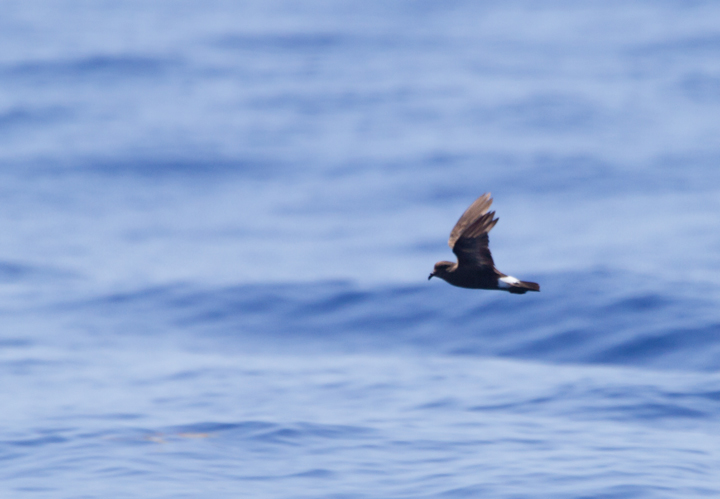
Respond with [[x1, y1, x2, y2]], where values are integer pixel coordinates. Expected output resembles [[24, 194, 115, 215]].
[[2, 2, 720, 498]]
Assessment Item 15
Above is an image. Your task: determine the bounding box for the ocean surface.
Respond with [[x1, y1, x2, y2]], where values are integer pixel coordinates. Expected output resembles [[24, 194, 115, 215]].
[[2, 1, 720, 498]]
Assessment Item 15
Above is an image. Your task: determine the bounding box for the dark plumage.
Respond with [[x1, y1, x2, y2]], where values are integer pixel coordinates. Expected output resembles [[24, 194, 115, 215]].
[[428, 193, 539, 294]]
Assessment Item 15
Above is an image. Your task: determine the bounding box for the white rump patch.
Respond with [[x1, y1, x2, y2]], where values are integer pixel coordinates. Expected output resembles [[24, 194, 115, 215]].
[[498, 276, 520, 288]]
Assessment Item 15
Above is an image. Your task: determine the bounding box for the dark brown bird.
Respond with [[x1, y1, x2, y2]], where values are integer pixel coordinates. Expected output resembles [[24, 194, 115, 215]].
[[428, 193, 539, 294]]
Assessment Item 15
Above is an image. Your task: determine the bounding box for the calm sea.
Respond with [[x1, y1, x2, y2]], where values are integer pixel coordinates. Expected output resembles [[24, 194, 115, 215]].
[[2, 1, 720, 498]]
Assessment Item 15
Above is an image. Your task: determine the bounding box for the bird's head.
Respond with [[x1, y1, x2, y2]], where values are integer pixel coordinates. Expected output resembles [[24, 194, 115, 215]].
[[428, 261, 454, 281]]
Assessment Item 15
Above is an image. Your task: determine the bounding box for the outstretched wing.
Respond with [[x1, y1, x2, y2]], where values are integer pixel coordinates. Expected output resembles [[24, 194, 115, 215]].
[[448, 193, 499, 268]]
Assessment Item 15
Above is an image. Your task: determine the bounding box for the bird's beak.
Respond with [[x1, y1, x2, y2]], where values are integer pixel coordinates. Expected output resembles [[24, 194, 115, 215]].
[[428, 272, 434, 280]]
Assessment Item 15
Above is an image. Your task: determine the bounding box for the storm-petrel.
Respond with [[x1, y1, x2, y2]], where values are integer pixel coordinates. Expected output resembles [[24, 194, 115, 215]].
[[428, 193, 539, 294]]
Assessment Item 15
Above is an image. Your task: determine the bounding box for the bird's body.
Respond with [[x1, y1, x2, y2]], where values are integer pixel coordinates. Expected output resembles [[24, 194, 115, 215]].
[[428, 193, 539, 294]]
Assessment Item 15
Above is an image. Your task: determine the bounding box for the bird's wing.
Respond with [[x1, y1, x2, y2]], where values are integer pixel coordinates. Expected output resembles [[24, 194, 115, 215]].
[[448, 193, 499, 268]]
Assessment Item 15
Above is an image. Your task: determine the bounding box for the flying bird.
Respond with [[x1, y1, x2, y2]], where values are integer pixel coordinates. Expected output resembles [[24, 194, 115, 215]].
[[428, 193, 539, 294]]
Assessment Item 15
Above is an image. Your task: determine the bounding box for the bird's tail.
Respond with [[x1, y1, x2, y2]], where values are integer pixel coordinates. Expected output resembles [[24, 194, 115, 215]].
[[508, 280, 540, 294]]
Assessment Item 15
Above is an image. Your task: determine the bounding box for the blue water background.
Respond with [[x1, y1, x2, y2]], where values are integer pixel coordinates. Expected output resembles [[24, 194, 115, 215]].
[[2, 1, 720, 497]]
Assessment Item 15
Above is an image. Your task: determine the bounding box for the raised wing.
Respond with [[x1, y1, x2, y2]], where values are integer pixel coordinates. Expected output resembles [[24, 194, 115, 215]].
[[448, 193, 499, 268]]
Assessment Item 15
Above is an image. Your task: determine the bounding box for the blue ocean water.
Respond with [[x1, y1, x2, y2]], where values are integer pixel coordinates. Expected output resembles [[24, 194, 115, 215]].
[[2, 1, 720, 497]]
